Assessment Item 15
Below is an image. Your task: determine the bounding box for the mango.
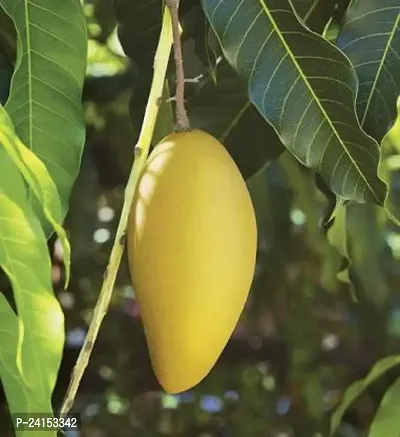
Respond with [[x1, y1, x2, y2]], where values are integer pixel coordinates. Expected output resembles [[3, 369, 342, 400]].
[[127, 129, 257, 393]]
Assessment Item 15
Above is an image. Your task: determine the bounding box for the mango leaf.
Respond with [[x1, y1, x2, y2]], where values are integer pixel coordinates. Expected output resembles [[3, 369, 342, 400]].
[[292, 0, 321, 21], [0, 106, 71, 284], [188, 60, 284, 179], [0, 0, 87, 235], [115, 0, 198, 62], [0, 148, 64, 431], [93, 0, 117, 43], [331, 355, 400, 435], [115, 0, 163, 62], [0, 7, 16, 62], [336, 0, 400, 144], [369, 376, 400, 437], [152, 80, 174, 145], [202, 0, 387, 206], [0, 52, 11, 104], [0, 295, 57, 437], [347, 204, 390, 307], [277, 151, 321, 243], [326, 203, 351, 284], [292, 0, 351, 34]]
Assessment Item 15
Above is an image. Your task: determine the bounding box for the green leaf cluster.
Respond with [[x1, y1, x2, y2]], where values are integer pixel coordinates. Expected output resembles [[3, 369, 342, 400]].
[[0, 0, 87, 434]]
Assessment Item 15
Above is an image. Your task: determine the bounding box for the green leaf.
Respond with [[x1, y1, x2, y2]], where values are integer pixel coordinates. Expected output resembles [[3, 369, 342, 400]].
[[189, 60, 284, 179], [292, 0, 321, 21], [336, 0, 400, 144], [292, 0, 351, 34], [331, 355, 400, 435], [326, 204, 351, 284], [115, 0, 163, 62], [202, 0, 387, 206], [93, 0, 117, 43], [115, 0, 201, 63], [0, 7, 16, 62], [0, 296, 57, 437], [326, 202, 390, 303], [115, 0, 199, 63], [347, 204, 390, 306], [369, 377, 400, 437], [0, 148, 64, 433], [0, 106, 71, 284], [277, 151, 321, 241], [0, 52, 12, 105], [152, 80, 174, 145], [0, 0, 87, 234]]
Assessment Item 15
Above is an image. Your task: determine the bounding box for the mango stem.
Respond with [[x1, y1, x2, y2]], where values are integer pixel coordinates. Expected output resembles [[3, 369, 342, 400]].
[[166, 0, 191, 132], [59, 5, 174, 417]]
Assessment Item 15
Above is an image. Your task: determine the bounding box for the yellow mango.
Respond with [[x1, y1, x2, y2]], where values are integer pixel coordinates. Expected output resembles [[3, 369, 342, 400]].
[[127, 129, 257, 393]]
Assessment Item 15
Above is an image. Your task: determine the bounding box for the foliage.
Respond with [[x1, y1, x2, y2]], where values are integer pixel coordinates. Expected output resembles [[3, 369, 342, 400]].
[[0, 0, 398, 436]]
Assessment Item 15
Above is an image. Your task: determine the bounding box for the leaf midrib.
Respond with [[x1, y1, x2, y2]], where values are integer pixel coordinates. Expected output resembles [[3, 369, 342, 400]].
[[361, 12, 400, 127], [256, 0, 380, 201], [24, 0, 33, 206]]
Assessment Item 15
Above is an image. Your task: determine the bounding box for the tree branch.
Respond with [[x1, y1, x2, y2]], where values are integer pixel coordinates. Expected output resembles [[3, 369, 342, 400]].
[[165, 0, 190, 131], [59, 6, 174, 417]]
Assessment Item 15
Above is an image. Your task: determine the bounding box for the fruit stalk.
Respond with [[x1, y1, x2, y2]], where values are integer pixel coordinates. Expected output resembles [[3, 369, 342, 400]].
[[59, 6, 174, 417], [165, 0, 190, 132]]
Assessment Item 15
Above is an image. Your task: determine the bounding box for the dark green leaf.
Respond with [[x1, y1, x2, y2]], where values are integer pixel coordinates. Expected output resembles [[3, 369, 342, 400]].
[[0, 52, 11, 105], [347, 204, 390, 307], [336, 0, 400, 144], [202, 0, 386, 206], [188, 60, 284, 179], [115, 0, 199, 63], [93, 0, 117, 43], [115, 0, 163, 63], [152, 80, 174, 145], [292, 0, 351, 34], [0, 7, 16, 62]]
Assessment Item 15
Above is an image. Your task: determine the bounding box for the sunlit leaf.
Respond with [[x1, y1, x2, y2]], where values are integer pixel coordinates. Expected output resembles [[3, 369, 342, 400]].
[[202, 0, 386, 206], [336, 0, 400, 144], [0, 296, 57, 437], [0, 106, 71, 284], [369, 376, 400, 437], [0, 0, 87, 235], [331, 355, 400, 435], [326, 204, 351, 284], [0, 148, 64, 434]]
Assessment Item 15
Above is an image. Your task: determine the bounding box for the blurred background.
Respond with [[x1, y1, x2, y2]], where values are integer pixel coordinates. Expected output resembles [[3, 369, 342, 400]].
[[1, 0, 400, 436]]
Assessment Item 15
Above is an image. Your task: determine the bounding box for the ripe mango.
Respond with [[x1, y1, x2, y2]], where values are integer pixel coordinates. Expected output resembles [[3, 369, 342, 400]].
[[127, 129, 257, 393]]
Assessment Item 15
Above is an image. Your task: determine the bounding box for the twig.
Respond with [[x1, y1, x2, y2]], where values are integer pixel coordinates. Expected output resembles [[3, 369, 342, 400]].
[[165, 0, 191, 132], [59, 6, 174, 417]]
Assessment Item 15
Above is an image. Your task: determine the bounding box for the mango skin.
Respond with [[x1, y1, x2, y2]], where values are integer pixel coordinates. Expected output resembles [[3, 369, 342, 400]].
[[127, 129, 257, 393]]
